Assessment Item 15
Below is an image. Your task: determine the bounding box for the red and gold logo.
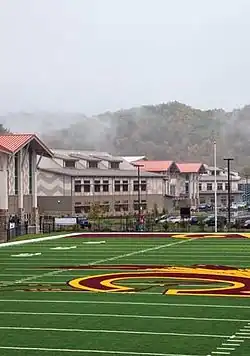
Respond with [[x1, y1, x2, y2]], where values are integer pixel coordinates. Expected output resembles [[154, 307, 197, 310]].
[[67, 264, 250, 297]]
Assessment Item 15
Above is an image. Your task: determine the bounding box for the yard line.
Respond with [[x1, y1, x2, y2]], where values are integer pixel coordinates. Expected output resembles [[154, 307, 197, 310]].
[[0, 326, 229, 338], [0, 311, 248, 323], [0, 346, 202, 356], [1, 299, 250, 309], [0, 238, 198, 287]]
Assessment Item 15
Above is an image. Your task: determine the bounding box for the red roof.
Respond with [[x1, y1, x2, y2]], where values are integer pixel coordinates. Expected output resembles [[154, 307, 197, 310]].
[[135, 160, 174, 172], [0, 134, 34, 153], [176, 163, 204, 173], [0, 133, 53, 156]]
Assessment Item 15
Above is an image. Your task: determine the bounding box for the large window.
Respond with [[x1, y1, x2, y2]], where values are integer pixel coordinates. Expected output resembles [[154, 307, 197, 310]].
[[122, 180, 129, 192], [133, 180, 139, 191], [114, 201, 121, 212], [122, 200, 129, 212], [14, 153, 18, 195], [217, 183, 223, 191], [185, 182, 189, 194], [74, 180, 81, 193], [29, 150, 32, 194], [83, 180, 90, 193], [141, 180, 147, 191], [114, 180, 121, 192], [102, 180, 109, 192], [94, 180, 101, 192], [207, 183, 213, 191]]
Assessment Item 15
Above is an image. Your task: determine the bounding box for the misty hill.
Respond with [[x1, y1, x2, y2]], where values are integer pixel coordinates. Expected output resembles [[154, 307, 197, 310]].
[[2, 102, 250, 169]]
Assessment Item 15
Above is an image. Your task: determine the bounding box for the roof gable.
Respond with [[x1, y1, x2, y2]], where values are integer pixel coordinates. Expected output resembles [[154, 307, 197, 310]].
[[0, 134, 52, 157], [177, 163, 205, 173], [135, 160, 179, 173]]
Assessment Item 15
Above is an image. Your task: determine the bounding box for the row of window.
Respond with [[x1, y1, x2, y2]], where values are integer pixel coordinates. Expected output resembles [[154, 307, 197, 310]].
[[74, 200, 147, 214], [199, 183, 229, 191], [74, 180, 147, 193], [64, 160, 120, 170]]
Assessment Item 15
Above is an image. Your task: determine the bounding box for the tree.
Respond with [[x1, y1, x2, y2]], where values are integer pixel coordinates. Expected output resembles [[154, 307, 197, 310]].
[[0, 124, 8, 134]]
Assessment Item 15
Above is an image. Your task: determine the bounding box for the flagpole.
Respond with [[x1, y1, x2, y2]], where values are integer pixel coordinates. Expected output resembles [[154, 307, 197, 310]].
[[214, 140, 218, 232]]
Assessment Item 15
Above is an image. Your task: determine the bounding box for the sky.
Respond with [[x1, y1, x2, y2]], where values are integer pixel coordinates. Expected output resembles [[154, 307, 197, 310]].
[[0, 0, 249, 116]]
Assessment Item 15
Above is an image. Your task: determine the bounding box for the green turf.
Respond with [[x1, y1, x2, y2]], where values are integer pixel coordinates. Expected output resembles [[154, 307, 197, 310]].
[[0, 236, 250, 355]]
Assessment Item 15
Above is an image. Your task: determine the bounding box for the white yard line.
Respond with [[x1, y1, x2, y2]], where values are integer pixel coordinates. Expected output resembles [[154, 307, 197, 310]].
[[0, 233, 83, 248], [0, 326, 229, 338], [0, 346, 202, 356], [0, 238, 198, 287], [0, 299, 249, 309], [0, 311, 248, 323]]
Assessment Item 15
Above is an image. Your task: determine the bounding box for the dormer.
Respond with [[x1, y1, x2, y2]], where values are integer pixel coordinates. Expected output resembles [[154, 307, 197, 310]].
[[69, 153, 101, 169], [91, 154, 122, 170], [64, 159, 76, 168], [53, 153, 79, 168]]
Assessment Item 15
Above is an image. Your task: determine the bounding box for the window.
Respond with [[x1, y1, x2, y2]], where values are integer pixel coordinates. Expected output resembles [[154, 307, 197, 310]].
[[114, 201, 121, 212], [110, 162, 120, 169], [94, 180, 101, 192], [102, 180, 109, 192], [198, 183, 202, 191], [114, 180, 121, 192], [170, 184, 176, 196], [83, 202, 91, 213], [122, 180, 128, 192], [221, 196, 227, 205], [207, 183, 213, 191], [122, 200, 129, 211], [185, 182, 189, 194], [133, 180, 139, 191], [28, 150, 32, 194], [217, 183, 223, 191], [225, 183, 229, 191], [101, 201, 110, 213], [133, 200, 139, 211], [88, 161, 98, 169], [238, 184, 244, 191], [14, 153, 18, 195], [83, 180, 90, 193], [74, 206, 82, 214], [64, 160, 76, 168], [141, 200, 147, 210], [185, 174, 189, 181], [141, 180, 147, 191], [74, 180, 81, 193]]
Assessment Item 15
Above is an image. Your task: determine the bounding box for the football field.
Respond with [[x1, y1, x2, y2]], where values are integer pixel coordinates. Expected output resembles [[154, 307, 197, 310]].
[[0, 234, 250, 356]]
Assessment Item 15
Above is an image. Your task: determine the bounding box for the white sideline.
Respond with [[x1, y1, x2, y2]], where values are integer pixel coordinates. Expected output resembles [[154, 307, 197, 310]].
[[0, 233, 83, 248]]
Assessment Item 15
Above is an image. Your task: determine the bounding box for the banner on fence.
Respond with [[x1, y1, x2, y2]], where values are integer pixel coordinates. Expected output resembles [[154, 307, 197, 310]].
[[55, 217, 77, 226]]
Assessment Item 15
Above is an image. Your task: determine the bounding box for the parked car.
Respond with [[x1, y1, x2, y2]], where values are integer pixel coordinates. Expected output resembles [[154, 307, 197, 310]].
[[243, 220, 250, 229], [203, 215, 227, 227], [77, 217, 91, 229], [233, 215, 250, 229]]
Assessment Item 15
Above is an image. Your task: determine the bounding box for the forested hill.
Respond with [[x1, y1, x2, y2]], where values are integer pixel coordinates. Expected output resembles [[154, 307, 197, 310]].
[[2, 102, 250, 169]]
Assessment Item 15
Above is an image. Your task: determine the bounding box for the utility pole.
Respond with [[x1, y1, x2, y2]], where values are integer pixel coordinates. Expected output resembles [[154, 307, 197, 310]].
[[245, 175, 249, 204], [223, 158, 234, 225], [133, 163, 144, 229]]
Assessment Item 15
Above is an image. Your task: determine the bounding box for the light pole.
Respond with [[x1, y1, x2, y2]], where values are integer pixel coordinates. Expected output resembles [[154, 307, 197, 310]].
[[213, 141, 218, 232], [223, 158, 234, 225]]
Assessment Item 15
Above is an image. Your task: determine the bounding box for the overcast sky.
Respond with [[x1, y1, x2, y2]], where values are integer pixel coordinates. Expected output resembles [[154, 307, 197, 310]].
[[0, 0, 249, 115]]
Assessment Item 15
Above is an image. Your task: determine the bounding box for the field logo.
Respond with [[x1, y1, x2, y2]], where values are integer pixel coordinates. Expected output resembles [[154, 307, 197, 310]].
[[68, 264, 250, 297]]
